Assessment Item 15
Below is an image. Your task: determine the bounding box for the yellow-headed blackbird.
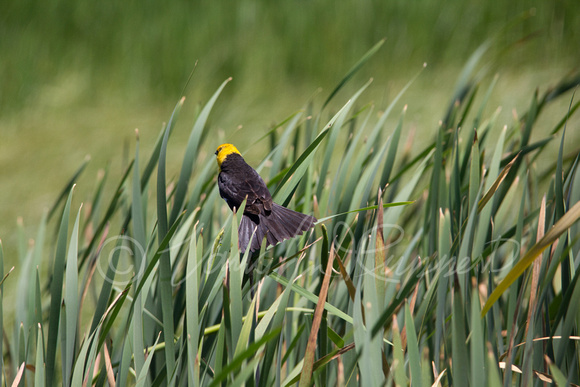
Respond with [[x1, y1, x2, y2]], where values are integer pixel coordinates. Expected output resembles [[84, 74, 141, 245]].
[[215, 144, 316, 253]]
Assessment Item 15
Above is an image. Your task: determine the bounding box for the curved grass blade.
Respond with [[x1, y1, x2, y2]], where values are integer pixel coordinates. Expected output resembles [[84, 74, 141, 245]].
[[269, 272, 352, 324], [269, 112, 303, 181], [315, 201, 413, 224], [273, 79, 371, 203], [322, 39, 384, 110], [252, 110, 304, 147], [70, 331, 99, 385], [82, 165, 108, 237], [208, 328, 281, 387], [316, 78, 373, 201], [482, 200, 580, 316], [79, 159, 133, 268], [233, 295, 257, 360], [478, 152, 518, 213], [133, 211, 187, 302], [47, 157, 89, 221]]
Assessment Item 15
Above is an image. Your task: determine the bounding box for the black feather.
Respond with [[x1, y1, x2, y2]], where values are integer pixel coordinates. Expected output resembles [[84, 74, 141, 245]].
[[218, 153, 316, 253]]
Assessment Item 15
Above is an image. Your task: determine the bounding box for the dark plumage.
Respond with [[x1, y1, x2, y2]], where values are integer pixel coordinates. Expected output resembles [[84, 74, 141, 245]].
[[215, 144, 316, 253]]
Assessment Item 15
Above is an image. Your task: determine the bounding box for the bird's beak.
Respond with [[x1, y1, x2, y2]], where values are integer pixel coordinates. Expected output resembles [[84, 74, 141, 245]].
[[215, 150, 219, 155]]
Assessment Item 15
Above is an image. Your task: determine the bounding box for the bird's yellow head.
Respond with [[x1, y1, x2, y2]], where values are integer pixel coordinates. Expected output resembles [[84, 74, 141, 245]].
[[215, 143, 241, 169]]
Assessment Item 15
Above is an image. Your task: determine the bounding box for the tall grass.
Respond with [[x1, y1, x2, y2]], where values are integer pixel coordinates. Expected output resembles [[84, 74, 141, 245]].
[[2, 41, 580, 386]]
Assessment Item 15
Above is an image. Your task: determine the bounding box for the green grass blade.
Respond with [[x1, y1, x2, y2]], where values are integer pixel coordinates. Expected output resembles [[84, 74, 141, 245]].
[[315, 201, 412, 224], [96, 283, 132, 350], [468, 132, 480, 211], [477, 152, 517, 213], [269, 112, 304, 181], [70, 329, 98, 386], [229, 205, 244, 357], [391, 316, 408, 386], [482, 200, 580, 316], [29, 212, 47, 324], [362, 236, 386, 385], [35, 323, 45, 387], [233, 295, 257, 359], [451, 287, 469, 386], [321, 38, 384, 110], [156, 99, 185, 382], [470, 293, 486, 387], [380, 108, 405, 188], [381, 150, 433, 236], [64, 204, 82, 385], [84, 325, 102, 386], [230, 356, 262, 387], [46, 185, 75, 387], [269, 272, 352, 324], [88, 228, 125, 334], [352, 264, 369, 386], [131, 133, 147, 269], [135, 333, 162, 387], [257, 257, 302, 387], [370, 253, 424, 337], [274, 80, 370, 204], [426, 124, 443, 255], [405, 303, 422, 387], [209, 328, 282, 387], [548, 361, 569, 386], [186, 225, 201, 387], [131, 132, 146, 376], [316, 78, 373, 201], [342, 131, 390, 226], [435, 209, 451, 362], [457, 184, 481, 298], [169, 78, 231, 225], [81, 165, 108, 237], [554, 265, 580, 367], [47, 158, 89, 221], [133, 211, 186, 306], [80, 159, 134, 269], [328, 106, 373, 213]]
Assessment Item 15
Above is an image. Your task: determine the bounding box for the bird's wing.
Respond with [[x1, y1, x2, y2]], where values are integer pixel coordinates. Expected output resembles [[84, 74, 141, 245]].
[[218, 172, 244, 209], [242, 170, 273, 213]]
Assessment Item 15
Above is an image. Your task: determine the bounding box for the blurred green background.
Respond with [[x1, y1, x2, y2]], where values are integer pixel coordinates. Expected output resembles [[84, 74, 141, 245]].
[[1, 0, 579, 257]]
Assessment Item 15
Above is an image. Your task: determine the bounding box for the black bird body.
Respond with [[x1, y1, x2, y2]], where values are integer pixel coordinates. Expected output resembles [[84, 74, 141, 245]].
[[216, 144, 316, 253]]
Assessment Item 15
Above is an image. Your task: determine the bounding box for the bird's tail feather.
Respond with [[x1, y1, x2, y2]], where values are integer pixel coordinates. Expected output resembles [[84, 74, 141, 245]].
[[238, 203, 316, 253]]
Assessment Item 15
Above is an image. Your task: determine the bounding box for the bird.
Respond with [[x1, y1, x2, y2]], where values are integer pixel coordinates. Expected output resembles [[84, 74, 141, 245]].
[[215, 143, 316, 253]]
